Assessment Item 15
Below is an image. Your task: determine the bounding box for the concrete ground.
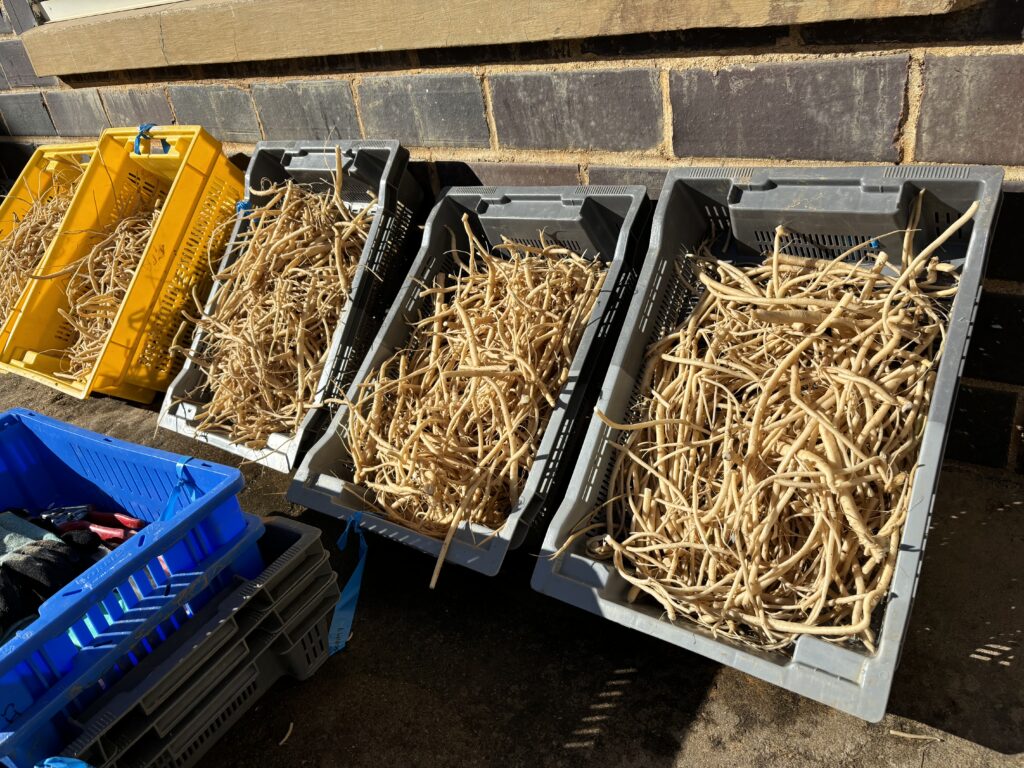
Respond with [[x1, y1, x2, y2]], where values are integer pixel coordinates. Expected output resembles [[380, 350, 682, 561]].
[[1, 374, 1020, 768]]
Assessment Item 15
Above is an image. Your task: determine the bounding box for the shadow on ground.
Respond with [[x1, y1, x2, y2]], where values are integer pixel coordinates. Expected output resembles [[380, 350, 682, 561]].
[[199, 521, 719, 768], [888, 467, 1024, 754]]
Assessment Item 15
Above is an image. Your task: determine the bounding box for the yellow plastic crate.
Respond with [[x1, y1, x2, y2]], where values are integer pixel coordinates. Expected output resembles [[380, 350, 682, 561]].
[[0, 141, 97, 353], [0, 126, 243, 403]]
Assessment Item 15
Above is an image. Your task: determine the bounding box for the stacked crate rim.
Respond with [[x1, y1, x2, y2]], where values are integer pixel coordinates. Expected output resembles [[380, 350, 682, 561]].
[[158, 140, 423, 473], [530, 166, 1004, 721], [0, 141, 98, 354], [289, 185, 649, 576], [0, 408, 265, 768], [0, 126, 243, 404], [50, 517, 339, 768]]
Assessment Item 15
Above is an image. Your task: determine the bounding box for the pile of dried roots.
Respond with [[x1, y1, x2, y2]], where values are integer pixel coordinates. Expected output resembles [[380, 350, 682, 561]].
[[54, 208, 160, 381], [185, 152, 374, 448], [0, 158, 84, 323], [347, 214, 607, 574], [570, 192, 977, 651]]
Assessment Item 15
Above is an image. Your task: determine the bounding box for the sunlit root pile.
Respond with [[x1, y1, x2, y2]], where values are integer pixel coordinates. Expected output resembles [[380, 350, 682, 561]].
[[0, 158, 84, 323], [347, 214, 607, 556], [570, 193, 977, 651], [55, 206, 160, 381], [185, 156, 374, 449]]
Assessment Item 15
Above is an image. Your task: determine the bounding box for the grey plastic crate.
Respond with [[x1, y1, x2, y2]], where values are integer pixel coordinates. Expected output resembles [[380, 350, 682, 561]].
[[159, 140, 423, 473], [60, 516, 340, 768], [289, 185, 649, 576], [531, 165, 1004, 722]]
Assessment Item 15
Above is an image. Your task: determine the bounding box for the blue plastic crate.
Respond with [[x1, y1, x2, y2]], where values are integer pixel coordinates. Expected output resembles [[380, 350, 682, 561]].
[[0, 408, 264, 768]]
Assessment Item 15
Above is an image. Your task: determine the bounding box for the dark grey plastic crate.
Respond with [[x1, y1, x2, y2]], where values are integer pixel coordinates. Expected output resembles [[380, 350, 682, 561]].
[[159, 140, 423, 473], [289, 185, 650, 576], [60, 516, 340, 768], [532, 165, 1003, 721]]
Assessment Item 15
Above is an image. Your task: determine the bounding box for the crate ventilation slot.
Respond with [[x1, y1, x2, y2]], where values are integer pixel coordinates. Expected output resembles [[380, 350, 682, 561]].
[[688, 167, 754, 179], [507, 237, 584, 254], [754, 230, 878, 259], [882, 166, 969, 180], [704, 204, 731, 236], [934, 210, 967, 240]]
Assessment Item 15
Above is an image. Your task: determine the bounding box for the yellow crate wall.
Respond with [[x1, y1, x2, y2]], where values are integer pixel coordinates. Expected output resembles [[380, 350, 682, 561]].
[[0, 142, 97, 352]]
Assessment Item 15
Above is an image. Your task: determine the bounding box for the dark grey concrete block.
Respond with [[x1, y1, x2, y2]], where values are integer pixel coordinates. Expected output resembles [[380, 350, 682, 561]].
[[671, 56, 908, 161], [588, 165, 672, 198], [3, 0, 37, 34], [489, 69, 662, 151], [0, 91, 55, 136], [0, 39, 55, 87], [252, 80, 360, 140], [44, 88, 110, 137], [168, 85, 261, 143], [100, 88, 173, 128], [358, 73, 489, 148], [917, 54, 1024, 165]]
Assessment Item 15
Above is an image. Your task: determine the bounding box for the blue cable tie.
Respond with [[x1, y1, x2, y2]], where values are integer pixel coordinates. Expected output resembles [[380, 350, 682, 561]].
[[328, 512, 367, 655], [134, 123, 170, 155], [159, 458, 200, 522]]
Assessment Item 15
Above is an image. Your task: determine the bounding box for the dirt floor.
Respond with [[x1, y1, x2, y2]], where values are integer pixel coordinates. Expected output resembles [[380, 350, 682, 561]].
[[1, 373, 1021, 768]]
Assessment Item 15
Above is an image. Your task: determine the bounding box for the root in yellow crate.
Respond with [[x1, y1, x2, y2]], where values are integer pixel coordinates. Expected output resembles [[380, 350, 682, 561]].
[[182, 149, 374, 449], [346, 214, 607, 570], [561, 191, 977, 652], [0, 158, 84, 324], [54, 208, 160, 382]]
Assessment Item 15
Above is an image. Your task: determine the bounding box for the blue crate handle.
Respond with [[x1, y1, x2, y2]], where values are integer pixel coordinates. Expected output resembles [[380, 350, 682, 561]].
[[329, 513, 367, 655], [160, 458, 200, 521], [134, 123, 170, 155]]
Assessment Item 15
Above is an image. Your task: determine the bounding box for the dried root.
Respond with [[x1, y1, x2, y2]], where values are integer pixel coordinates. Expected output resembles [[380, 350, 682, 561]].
[[55, 208, 160, 381], [570, 192, 977, 651], [347, 214, 607, 549], [185, 150, 374, 448], [0, 158, 84, 323]]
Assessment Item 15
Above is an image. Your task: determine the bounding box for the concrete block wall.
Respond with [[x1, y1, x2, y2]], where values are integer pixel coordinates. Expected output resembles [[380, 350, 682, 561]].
[[0, 0, 1022, 473]]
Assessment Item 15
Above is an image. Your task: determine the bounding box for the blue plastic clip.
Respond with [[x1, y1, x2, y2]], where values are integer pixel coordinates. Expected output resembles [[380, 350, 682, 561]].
[[35, 759, 93, 768], [870, 239, 880, 249], [159, 458, 201, 522], [235, 199, 253, 214], [328, 513, 367, 655], [134, 123, 170, 155]]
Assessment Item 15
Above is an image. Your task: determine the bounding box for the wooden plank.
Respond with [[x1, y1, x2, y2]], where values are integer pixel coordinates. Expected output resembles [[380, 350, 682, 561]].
[[22, 0, 976, 77]]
